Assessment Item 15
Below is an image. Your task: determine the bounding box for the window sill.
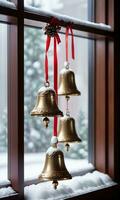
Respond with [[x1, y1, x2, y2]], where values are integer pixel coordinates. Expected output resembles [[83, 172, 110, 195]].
[[24, 170, 116, 200], [0, 194, 22, 200], [0, 186, 15, 199], [65, 184, 119, 200]]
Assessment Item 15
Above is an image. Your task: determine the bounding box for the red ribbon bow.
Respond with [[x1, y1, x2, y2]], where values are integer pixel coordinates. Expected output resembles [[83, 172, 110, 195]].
[[66, 25, 75, 61]]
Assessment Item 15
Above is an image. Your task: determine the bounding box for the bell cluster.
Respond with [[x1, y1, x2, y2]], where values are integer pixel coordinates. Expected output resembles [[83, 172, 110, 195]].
[[30, 23, 82, 189]]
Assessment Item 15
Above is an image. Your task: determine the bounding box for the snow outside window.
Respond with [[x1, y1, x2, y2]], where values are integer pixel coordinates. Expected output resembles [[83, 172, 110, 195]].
[[24, 26, 89, 180], [0, 24, 8, 182]]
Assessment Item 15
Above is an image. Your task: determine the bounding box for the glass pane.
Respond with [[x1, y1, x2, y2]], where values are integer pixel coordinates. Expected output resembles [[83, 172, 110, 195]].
[[24, 0, 88, 21], [0, 24, 8, 182], [24, 26, 90, 180]]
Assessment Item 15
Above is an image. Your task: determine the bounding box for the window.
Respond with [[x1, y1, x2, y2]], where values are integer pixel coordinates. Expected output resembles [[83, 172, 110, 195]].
[[0, 0, 119, 200], [0, 24, 8, 182]]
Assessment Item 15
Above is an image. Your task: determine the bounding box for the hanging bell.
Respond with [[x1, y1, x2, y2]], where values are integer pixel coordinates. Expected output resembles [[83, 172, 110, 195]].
[[58, 115, 81, 151], [31, 83, 63, 117], [39, 137, 72, 189], [58, 62, 81, 96]]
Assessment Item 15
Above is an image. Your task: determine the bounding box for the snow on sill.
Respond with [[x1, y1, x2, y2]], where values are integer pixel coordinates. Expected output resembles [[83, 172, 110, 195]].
[[61, 183, 117, 200], [0, 186, 15, 198], [24, 171, 116, 200], [0, 179, 10, 187], [0, 0, 16, 9], [24, 6, 112, 32]]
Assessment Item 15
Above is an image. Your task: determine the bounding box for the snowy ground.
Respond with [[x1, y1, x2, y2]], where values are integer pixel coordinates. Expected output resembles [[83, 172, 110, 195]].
[[0, 153, 92, 181]]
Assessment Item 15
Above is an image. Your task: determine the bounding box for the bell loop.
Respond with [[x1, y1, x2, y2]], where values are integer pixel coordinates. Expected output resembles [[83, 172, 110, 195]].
[[44, 81, 50, 87], [64, 61, 70, 69]]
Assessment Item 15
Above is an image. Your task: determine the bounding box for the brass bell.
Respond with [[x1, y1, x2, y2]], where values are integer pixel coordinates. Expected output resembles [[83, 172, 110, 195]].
[[58, 115, 81, 151], [39, 137, 72, 189], [31, 83, 63, 117], [58, 62, 81, 96]]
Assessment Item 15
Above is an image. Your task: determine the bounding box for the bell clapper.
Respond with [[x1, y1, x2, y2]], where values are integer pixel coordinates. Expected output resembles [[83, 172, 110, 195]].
[[43, 117, 50, 128], [52, 180, 58, 190], [65, 143, 70, 151]]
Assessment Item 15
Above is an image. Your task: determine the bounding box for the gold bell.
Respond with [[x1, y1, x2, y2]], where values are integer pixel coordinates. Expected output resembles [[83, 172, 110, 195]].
[[58, 115, 81, 151], [58, 62, 81, 96], [31, 83, 63, 117], [39, 137, 72, 189]]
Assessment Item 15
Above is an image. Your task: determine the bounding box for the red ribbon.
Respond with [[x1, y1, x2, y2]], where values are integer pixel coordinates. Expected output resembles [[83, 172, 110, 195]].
[[45, 35, 51, 82], [66, 26, 75, 61], [44, 18, 61, 137], [53, 34, 61, 137]]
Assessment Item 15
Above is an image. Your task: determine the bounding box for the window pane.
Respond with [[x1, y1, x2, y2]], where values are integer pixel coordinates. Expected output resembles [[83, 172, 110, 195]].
[[24, 26, 89, 180], [24, 0, 88, 21], [0, 24, 8, 181]]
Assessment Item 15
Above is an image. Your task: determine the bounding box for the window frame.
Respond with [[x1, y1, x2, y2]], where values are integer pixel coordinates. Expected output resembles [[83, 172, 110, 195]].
[[0, 0, 120, 199]]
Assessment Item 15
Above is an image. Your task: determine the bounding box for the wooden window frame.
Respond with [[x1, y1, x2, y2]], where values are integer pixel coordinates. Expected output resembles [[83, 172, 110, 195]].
[[0, 0, 120, 199]]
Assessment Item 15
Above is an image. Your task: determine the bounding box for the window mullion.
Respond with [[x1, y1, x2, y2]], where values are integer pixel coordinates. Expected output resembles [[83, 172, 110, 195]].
[[8, 0, 24, 197]]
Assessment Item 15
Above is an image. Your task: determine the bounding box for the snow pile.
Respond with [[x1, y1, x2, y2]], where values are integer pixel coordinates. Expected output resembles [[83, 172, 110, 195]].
[[46, 137, 61, 155], [24, 171, 116, 200], [0, 0, 16, 9], [0, 187, 15, 198], [46, 146, 60, 156], [51, 136, 58, 144], [0, 180, 10, 186]]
